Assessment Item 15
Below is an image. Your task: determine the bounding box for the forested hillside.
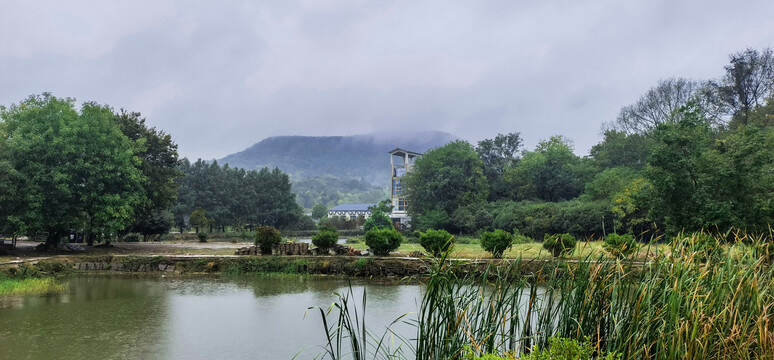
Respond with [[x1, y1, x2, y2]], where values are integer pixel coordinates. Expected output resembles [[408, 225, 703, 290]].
[[219, 131, 455, 186]]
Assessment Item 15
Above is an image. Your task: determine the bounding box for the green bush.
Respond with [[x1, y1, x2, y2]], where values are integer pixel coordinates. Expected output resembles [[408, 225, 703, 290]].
[[312, 227, 339, 253], [197, 232, 208, 243], [345, 237, 361, 244], [255, 226, 282, 255], [543, 233, 576, 257], [363, 210, 394, 232], [463, 337, 619, 360], [603, 233, 638, 259], [419, 229, 454, 257], [364, 228, 402, 256], [480, 229, 514, 258], [123, 233, 140, 242]]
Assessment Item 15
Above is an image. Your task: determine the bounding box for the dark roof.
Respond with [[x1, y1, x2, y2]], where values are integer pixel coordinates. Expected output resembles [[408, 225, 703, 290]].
[[388, 148, 422, 157], [328, 203, 376, 212]]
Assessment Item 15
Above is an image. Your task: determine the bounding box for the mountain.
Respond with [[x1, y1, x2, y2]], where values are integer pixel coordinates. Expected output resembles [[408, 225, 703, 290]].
[[219, 131, 456, 187]]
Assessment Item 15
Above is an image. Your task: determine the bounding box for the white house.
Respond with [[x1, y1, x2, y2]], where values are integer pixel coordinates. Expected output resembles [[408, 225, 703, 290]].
[[327, 203, 376, 220]]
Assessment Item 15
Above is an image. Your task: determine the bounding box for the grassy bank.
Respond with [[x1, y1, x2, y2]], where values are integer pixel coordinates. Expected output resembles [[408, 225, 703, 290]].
[[0, 262, 71, 297], [0, 277, 66, 296], [317, 232, 774, 360]]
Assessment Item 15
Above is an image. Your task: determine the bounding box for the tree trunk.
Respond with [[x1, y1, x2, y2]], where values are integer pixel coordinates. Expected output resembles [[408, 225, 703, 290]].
[[43, 230, 64, 250]]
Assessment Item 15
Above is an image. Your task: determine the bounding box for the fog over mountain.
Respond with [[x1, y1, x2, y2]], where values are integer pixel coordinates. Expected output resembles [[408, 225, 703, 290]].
[[219, 130, 456, 187]]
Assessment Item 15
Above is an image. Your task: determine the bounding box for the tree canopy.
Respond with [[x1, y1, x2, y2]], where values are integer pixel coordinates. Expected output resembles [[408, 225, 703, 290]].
[[0, 94, 144, 247]]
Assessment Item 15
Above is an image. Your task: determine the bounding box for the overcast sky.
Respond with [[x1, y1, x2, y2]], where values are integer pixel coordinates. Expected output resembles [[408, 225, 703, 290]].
[[1, 0, 773, 160]]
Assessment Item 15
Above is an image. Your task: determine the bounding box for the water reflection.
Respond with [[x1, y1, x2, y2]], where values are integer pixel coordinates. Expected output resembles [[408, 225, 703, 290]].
[[0, 276, 422, 360]]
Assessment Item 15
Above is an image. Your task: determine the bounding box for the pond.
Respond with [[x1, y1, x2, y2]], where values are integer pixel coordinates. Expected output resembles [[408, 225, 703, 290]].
[[0, 276, 421, 360]]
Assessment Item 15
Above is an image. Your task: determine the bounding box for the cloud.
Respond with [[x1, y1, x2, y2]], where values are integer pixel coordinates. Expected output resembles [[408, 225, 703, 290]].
[[0, 0, 773, 160], [129, 82, 182, 116]]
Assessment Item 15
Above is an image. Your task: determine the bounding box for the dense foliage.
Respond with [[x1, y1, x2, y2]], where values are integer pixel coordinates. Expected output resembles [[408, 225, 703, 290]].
[[364, 228, 402, 256], [362, 209, 393, 232], [603, 233, 638, 259], [419, 229, 454, 257], [0, 94, 144, 247], [254, 226, 282, 254], [312, 224, 339, 252], [542, 233, 577, 257], [403, 47, 774, 239], [174, 159, 305, 232], [480, 229, 514, 258]]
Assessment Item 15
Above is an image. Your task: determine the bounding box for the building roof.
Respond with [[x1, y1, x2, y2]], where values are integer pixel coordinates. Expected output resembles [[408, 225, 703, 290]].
[[388, 148, 423, 157], [328, 203, 376, 212]]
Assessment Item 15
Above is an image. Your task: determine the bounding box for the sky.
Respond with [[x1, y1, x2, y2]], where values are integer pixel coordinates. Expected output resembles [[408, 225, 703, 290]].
[[1, 0, 773, 160]]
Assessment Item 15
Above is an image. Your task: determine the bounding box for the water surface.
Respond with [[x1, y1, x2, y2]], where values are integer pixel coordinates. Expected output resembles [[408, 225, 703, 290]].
[[0, 276, 421, 360]]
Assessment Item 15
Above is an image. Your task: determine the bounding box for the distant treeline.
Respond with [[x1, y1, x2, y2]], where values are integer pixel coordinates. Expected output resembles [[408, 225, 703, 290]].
[[173, 159, 313, 233], [406, 48, 774, 238], [292, 176, 387, 209]]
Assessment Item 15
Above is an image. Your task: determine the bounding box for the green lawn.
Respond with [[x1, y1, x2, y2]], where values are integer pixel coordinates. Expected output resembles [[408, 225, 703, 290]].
[[348, 240, 668, 260]]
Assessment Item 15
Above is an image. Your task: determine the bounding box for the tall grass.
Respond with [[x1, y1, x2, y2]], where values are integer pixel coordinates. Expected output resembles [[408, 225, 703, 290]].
[[315, 231, 774, 360], [0, 277, 66, 296]]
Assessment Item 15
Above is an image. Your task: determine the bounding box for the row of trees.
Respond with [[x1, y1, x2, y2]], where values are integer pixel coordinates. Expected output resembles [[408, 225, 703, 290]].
[[406, 48, 774, 238], [0, 93, 311, 247], [173, 159, 309, 232]]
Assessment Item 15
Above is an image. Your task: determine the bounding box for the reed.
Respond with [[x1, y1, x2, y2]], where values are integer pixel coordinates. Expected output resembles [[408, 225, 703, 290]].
[[315, 231, 774, 360]]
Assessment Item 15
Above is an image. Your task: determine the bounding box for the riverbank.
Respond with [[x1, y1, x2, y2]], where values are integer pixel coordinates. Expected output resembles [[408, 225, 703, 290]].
[[2, 253, 614, 279]]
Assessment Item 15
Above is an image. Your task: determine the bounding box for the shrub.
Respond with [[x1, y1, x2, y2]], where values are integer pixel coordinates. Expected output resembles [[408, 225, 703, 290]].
[[603, 233, 638, 259], [123, 233, 140, 242], [255, 226, 282, 255], [543, 233, 576, 257], [363, 210, 394, 232], [462, 337, 619, 360], [345, 237, 361, 244], [312, 227, 339, 253], [480, 229, 514, 258], [197, 232, 208, 243], [419, 229, 454, 257], [365, 228, 402, 256]]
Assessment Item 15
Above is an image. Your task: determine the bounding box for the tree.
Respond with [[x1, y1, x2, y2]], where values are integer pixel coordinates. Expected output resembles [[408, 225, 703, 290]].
[[589, 130, 653, 170], [0, 94, 144, 248], [615, 78, 721, 134], [715, 48, 774, 128], [114, 110, 181, 239], [404, 140, 489, 231], [476, 132, 523, 200], [363, 209, 393, 232], [503, 136, 590, 202], [311, 203, 328, 220], [369, 199, 393, 214], [189, 207, 211, 233], [645, 103, 774, 234]]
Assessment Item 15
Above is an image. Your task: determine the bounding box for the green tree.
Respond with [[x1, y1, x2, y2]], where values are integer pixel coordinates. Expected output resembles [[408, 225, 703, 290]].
[[114, 110, 181, 240], [646, 103, 774, 234], [189, 207, 211, 233], [476, 132, 522, 200], [312, 224, 339, 253], [363, 209, 393, 232], [480, 229, 514, 258], [369, 199, 393, 214], [589, 130, 653, 170], [311, 203, 328, 220], [404, 140, 489, 231], [716, 48, 774, 128], [0, 94, 144, 248], [503, 136, 590, 202], [615, 78, 721, 133]]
